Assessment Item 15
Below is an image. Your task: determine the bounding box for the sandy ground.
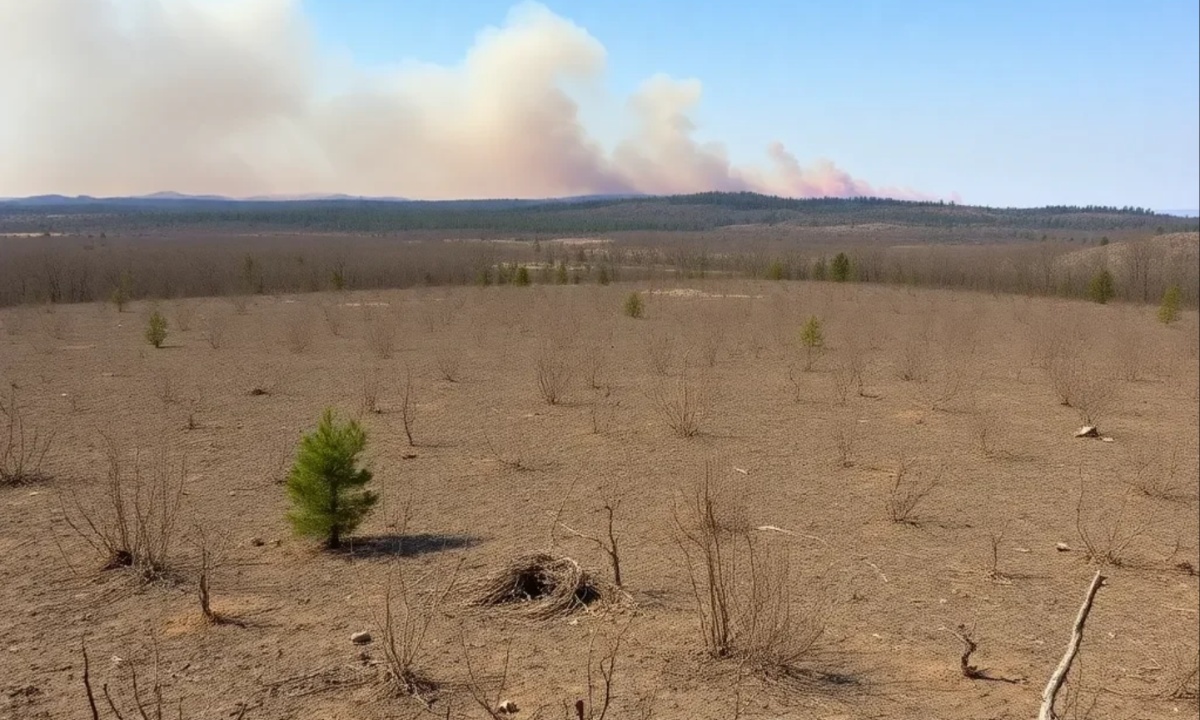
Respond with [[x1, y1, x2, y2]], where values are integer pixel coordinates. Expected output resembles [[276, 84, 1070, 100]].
[[1, 281, 1197, 720]]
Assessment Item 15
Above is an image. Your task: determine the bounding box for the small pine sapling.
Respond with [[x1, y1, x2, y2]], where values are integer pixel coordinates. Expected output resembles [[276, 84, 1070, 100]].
[[145, 310, 168, 348], [285, 409, 378, 549]]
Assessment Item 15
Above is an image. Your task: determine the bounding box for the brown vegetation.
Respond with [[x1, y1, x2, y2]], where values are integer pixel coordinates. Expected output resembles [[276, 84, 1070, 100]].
[[0, 272, 1196, 719]]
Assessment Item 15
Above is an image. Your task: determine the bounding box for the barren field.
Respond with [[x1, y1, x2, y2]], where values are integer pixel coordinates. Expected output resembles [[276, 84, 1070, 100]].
[[1, 281, 1197, 719]]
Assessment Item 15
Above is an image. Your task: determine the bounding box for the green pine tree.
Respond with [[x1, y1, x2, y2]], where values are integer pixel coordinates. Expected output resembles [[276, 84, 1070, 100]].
[[1158, 284, 1182, 324], [285, 409, 378, 549], [800, 315, 824, 371], [812, 257, 828, 281], [1088, 268, 1115, 304], [145, 310, 168, 348], [831, 252, 852, 282]]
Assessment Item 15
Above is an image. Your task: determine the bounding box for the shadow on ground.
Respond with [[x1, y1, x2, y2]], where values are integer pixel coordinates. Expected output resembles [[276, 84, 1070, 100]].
[[334, 533, 480, 558]]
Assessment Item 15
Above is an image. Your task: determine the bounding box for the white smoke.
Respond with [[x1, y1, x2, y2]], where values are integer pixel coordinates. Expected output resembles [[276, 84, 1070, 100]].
[[0, 0, 931, 200]]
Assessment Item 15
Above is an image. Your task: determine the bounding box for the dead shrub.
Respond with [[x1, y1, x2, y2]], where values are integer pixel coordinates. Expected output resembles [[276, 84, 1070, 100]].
[[1075, 476, 1155, 567], [785, 361, 806, 402], [674, 465, 823, 672], [482, 424, 537, 473], [155, 373, 179, 407], [1, 384, 54, 485], [61, 438, 186, 579], [650, 370, 710, 438], [696, 315, 727, 367], [886, 456, 942, 524], [321, 302, 345, 337], [361, 363, 382, 415], [80, 642, 220, 720], [1048, 351, 1118, 426], [201, 312, 229, 349], [830, 357, 855, 405], [434, 347, 462, 382], [369, 560, 460, 701], [1127, 443, 1194, 502], [363, 308, 396, 360], [283, 306, 314, 353], [834, 415, 858, 468], [553, 482, 626, 588], [645, 331, 675, 377], [898, 336, 930, 382], [572, 621, 636, 720], [583, 340, 609, 389], [399, 366, 417, 446], [191, 525, 235, 625], [535, 343, 574, 405], [1159, 641, 1200, 700], [172, 300, 196, 332], [468, 553, 607, 618], [968, 402, 1001, 457]]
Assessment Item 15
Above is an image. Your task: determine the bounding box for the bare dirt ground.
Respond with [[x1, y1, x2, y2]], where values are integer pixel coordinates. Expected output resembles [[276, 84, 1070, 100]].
[[1, 281, 1197, 720]]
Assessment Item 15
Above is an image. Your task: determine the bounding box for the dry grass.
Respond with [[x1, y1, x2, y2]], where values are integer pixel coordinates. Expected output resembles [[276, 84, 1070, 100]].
[[2, 279, 1196, 720], [467, 552, 607, 618]]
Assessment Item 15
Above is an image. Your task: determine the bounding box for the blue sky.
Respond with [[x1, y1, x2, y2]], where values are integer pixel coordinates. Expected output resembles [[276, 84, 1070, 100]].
[[302, 0, 1199, 208]]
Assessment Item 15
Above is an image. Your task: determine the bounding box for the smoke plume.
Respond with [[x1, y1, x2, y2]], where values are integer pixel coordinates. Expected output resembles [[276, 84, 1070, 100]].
[[0, 0, 929, 200]]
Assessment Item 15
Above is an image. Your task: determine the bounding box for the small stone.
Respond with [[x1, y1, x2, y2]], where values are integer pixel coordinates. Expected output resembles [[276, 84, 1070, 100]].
[[1074, 426, 1099, 438], [1055, 542, 1071, 552], [496, 700, 519, 714], [350, 631, 372, 645], [249, 537, 265, 547]]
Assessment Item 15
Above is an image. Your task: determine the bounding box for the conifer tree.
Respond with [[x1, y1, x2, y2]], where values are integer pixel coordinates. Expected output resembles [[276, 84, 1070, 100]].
[[286, 409, 377, 549]]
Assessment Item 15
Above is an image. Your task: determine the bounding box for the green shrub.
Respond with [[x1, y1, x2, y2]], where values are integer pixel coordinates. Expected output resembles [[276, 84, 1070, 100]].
[[1158, 284, 1182, 324], [812, 257, 828, 281], [831, 252, 852, 282], [555, 261, 569, 285], [285, 409, 377, 549], [1088, 269, 1115, 304], [145, 310, 168, 348], [800, 315, 824, 371], [767, 260, 786, 281], [597, 265, 611, 285], [623, 291, 645, 319], [514, 265, 531, 286]]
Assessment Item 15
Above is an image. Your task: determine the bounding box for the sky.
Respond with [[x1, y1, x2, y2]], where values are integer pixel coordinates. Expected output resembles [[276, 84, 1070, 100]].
[[0, 0, 1196, 208]]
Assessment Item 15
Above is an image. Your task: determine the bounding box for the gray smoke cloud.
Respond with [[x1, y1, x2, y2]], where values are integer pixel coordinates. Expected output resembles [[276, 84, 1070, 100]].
[[0, 0, 931, 200]]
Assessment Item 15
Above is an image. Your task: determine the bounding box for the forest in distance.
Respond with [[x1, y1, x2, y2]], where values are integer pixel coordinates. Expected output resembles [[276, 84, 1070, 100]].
[[0, 191, 1196, 310], [1, 192, 1196, 234]]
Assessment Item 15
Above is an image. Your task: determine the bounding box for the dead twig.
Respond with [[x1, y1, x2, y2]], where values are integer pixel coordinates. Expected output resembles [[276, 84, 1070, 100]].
[[1039, 571, 1106, 720]]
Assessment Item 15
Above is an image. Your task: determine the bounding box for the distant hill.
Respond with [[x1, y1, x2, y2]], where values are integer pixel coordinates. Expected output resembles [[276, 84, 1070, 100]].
[[0, 191, 1195, 235]]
